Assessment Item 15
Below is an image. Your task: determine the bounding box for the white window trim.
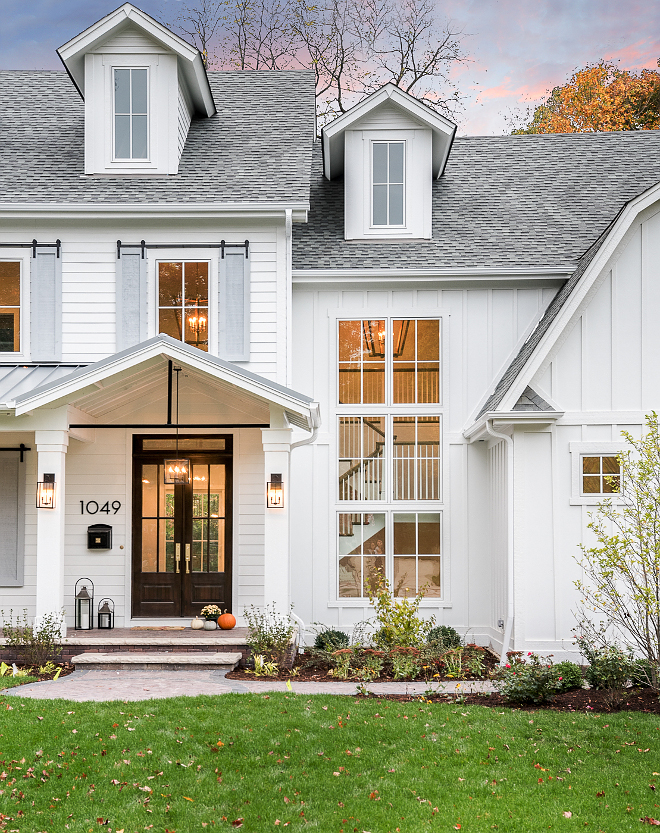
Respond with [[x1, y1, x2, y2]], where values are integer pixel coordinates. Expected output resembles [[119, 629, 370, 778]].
[[112, 66, 150, 164], [335, 509, 446, 604], [569, 441, 625, 505], [152, 254, 217, 352], [0, 255, 29, 361], [370, 140, 406, 230]]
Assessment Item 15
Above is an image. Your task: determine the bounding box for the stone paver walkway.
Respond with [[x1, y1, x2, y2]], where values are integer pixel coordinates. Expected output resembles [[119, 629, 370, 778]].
[[1, 670, 496, 702]]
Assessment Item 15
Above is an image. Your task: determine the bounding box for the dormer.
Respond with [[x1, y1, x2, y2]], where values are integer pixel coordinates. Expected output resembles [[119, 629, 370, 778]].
[[57, 3, 216, 176], [322, 85, 456, 240]]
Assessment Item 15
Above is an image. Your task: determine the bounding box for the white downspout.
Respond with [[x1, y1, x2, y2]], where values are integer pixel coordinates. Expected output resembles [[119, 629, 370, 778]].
[[485, 419, 515, 666]]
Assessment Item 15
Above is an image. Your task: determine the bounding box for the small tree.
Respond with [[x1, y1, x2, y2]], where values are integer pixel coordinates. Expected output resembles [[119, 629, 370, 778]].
[[574, 412, 660, 689]]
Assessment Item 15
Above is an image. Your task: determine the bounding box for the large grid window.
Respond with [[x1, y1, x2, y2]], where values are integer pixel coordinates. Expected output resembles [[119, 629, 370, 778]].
[[393, 319, 440, 403], [339, 416, 386, 501], [393, 416, 441, 501], [582, 456, 620, 494], [338, 512, 386, 597], [372, 142, 404, 226], [158, 262, 209, 351], [0, 262, 20, 353], [114, 68, 148, 160], [338, 319, 385, 404], [393, 512, 441, 597]]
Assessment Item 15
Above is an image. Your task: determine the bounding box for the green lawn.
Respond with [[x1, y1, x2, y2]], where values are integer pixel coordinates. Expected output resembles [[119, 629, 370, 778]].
[[0, 692, 658, 832]]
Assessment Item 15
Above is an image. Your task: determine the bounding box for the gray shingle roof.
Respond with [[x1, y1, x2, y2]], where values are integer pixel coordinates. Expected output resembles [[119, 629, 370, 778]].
[[293, 133, 660, 270], [475, 219, 616, 419], [0, 70, 315, 204], [512, 386, 555, 412]]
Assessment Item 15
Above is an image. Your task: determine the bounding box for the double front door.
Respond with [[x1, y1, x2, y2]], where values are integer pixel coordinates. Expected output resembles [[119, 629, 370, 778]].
[[132, 436, 232, 618]]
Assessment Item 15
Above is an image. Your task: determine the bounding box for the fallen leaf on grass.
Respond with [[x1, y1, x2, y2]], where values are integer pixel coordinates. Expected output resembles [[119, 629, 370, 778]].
[[562, 812, 572, 818], [596, 791, 605, 797], [231, 820, 243, 828], [641, 819, 660, 826], [183, 796, 194, 801]]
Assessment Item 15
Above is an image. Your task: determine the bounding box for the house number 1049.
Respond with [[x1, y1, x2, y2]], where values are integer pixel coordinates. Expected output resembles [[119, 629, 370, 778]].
[[80, 501, 122, 515]]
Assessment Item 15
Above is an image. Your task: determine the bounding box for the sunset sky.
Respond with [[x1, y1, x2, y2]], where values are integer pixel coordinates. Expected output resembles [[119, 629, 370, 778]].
[[2, 0, 659, 135]]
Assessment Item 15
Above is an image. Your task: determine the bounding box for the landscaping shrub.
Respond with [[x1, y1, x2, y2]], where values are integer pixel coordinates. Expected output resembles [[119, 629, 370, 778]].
[[1, 609, 63, 667], [244, 603, 295, 664], [553, 661, 584, 691], [493, 652, 561, 704], [632, 658, 659, 688], [314, 628, 350, 651], [427, 625, 462, 650], [390, 647, 422, 680], [368, 573, 434, 648]]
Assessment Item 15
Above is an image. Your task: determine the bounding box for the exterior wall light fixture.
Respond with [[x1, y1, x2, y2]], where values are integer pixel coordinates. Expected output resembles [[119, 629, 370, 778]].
[[267, 473, 283, 508], [36, 473, 56, 508]]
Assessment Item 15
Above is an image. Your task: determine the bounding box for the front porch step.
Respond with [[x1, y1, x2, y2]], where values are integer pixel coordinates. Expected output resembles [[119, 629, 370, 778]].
[[71, 651, 242, 671]]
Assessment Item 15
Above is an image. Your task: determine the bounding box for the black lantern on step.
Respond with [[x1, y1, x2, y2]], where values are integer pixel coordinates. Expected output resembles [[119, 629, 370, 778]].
[[74, 578, 94, 630], [97, 598, 115, 630]]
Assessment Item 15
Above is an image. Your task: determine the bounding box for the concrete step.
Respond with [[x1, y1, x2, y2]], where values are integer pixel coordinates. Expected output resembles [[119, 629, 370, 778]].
[[71, 651, 242, 671]]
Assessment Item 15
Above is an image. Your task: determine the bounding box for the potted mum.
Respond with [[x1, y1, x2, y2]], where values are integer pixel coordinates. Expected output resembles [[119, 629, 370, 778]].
[[200, 604, 222, 630]]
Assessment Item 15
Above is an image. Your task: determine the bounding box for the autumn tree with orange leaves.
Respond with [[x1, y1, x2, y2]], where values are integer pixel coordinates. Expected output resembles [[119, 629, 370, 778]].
[[512, 60, 660, 134]]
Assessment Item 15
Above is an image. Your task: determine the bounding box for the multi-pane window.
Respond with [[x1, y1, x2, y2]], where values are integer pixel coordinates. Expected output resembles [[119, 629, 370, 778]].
[[338, 513, 386, 597], [0, 262, 20, 353], [582, 456, 620, 494], [158, 262, 209, 351], [339, 417, 385, 501], [338, 319, 440, 405], [372, 142, 404, 226], [393, 416, 441, 501], [114, 68, 148, 160], [393, 513, 441, 597], [393, 319, 440, 403]]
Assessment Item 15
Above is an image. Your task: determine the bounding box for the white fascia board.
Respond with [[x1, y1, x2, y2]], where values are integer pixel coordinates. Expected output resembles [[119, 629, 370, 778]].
[[322, 84, 456, 180], [57, 3, 214, 115], [293, 266, 573, 283], [13, 340, 315, 425], [496, 181, 660, 414], [463, 410, 564, 442], [0, 204, 309, 222]]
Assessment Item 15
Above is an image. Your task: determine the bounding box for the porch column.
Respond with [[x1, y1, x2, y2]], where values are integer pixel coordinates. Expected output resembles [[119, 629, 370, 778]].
[[35, 430, 69, 633], [261, 426, 293, 613]]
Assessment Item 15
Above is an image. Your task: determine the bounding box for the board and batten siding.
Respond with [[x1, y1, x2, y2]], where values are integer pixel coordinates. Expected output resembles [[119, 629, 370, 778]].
[[0, 225, 286, 382], [290, 282, 558, 636]]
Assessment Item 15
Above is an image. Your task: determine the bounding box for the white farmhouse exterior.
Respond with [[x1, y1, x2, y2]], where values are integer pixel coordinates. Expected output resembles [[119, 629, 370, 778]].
[[1, 4, 660, 659]]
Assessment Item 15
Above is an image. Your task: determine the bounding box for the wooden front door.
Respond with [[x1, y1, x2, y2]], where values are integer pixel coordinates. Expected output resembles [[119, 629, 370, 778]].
[[132, 436, 232, 618]]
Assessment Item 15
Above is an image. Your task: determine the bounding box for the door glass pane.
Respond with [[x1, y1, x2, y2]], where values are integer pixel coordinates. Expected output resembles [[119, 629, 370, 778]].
[[159, 518, 175, 573], [142, 464, 158, 516], [209, 465, 225, 572], [142, 519, 157, 572]]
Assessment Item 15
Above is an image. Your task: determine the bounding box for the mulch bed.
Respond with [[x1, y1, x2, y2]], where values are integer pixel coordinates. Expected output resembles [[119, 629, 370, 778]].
[[1, 662, 75, 686]]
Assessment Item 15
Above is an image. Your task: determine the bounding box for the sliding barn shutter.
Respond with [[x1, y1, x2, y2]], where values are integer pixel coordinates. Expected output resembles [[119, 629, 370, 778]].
[[116, 247, 148, 351], [219, 249, 250, 362], [30, 246, 62, 361], [0, 452, 25, 587]]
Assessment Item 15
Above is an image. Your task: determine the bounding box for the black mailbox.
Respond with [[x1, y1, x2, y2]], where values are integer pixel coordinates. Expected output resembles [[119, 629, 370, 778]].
[[87, 524, 112, 550]]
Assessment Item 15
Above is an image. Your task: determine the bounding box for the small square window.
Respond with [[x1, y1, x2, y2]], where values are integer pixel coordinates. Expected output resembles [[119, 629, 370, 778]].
[[582, 455, 620, 495]]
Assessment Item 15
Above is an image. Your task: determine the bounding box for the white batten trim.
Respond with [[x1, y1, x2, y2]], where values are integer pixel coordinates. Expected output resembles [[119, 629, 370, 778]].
[[293, 267, 573, 283], [0, 204, 310, 222]]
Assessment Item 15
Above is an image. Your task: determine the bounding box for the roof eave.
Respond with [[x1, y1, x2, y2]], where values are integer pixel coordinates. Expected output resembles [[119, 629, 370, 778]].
[[463, 410, 564, 442]]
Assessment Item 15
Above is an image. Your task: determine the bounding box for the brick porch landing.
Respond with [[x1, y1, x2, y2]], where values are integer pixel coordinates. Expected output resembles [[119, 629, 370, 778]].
[[0, 626, 249, 665]]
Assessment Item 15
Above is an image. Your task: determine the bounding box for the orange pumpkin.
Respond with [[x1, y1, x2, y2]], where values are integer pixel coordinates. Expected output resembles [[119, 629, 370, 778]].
[[218, 612, 236, 630]]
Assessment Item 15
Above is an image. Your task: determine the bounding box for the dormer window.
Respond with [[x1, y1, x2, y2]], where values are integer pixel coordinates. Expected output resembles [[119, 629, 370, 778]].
[[372, 141, 404, 227], [114, 68, 148, 160]]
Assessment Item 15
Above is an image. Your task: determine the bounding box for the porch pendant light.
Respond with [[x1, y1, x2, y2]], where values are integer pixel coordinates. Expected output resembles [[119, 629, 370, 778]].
[[164, 365, 190, 485]]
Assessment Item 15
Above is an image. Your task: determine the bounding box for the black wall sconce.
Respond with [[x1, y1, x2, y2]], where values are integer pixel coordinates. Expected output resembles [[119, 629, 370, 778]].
[[267, 473, 283, 508], [36, 473, 56, 508]]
